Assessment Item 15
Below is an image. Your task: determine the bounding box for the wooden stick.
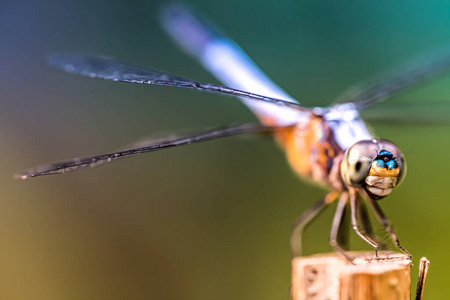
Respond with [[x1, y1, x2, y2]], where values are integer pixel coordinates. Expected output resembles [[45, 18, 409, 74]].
[[415, 257, 430, 300], [291, 252, 412, 300]]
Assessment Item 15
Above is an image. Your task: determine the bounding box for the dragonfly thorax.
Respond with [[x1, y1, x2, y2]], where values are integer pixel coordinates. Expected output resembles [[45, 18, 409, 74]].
[[340, 139, 406, 200]]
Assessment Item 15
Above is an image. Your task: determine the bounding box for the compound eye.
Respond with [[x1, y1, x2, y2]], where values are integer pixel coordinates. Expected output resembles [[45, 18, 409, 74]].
[[371, 142, 406, 186], [394, 155, 406, 185], [341, 141, 375, 187]]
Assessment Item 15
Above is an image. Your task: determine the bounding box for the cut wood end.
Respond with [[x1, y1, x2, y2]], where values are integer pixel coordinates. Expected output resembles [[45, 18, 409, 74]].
[[291, 252, 412, 300]]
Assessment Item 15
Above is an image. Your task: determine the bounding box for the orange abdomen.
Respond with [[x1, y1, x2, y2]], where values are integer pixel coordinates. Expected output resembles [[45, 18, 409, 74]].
[[275, 116, 344, 190]]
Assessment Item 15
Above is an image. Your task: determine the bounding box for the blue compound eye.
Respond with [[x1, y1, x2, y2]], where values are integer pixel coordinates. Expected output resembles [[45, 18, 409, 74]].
[[373, 150, 397, 170], [341, 139, 406, 199]]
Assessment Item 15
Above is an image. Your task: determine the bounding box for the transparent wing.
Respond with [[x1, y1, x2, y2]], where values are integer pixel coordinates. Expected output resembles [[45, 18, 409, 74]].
[[334, 50, 450, 110], [14, 123, 276, 180], [361, 101, 450, 125], [48, 54, 308, 112], [160, 3, 304, 126]]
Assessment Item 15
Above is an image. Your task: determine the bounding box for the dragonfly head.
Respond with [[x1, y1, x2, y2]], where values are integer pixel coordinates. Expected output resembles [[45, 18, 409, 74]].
[[340, 139, 406, 200]]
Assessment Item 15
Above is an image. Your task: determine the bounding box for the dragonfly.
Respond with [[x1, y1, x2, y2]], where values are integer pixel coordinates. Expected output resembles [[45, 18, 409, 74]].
[[15, 3, 450, 261]]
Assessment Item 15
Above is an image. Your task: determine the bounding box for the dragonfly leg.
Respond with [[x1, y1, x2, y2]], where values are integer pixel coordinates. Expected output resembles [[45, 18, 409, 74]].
[[356, 195, 389, 250], [329, 192, 353, 261], [368, 199, 412, 258], [291, 190, 340, 257], [349, 188, 380, 256], [336, 200, 350, 251]]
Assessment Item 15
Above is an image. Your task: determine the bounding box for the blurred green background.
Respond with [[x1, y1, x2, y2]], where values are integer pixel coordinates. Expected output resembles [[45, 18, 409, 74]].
[[2, 1, 450, 299]]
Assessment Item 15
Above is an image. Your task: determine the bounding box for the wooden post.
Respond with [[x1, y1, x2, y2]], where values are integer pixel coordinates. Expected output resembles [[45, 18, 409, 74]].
[[291, 252, 412, 300]]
